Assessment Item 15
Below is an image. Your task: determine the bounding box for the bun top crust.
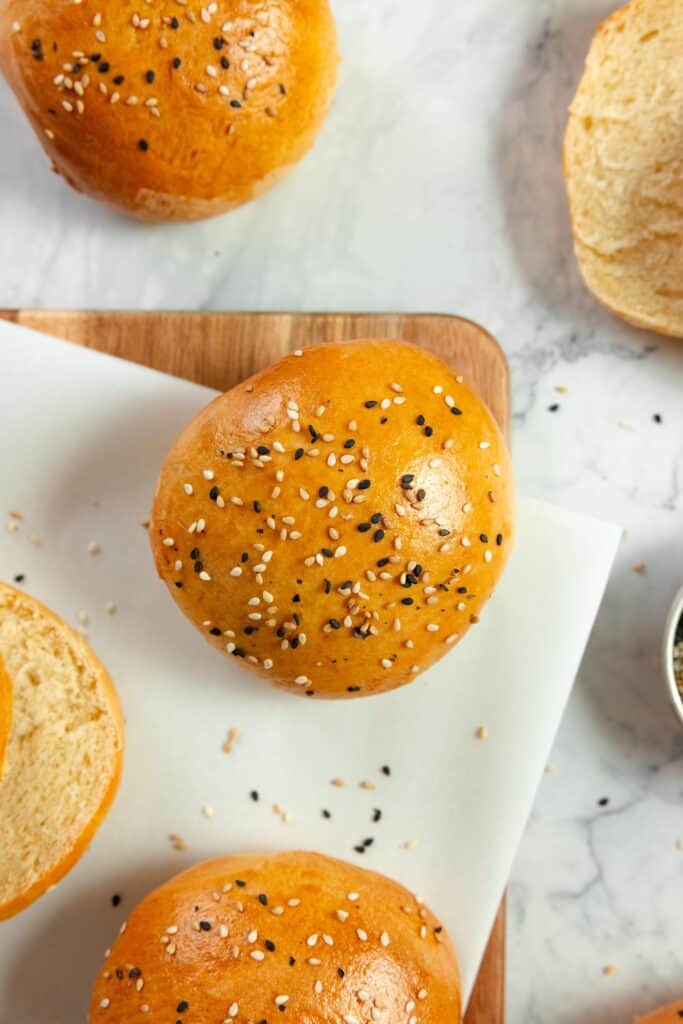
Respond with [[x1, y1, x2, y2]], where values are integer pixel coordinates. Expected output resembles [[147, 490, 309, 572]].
[[0, 653, 11, 781], [89, 851, 461, 1024], [636, 1001, 683, 1024], [150, 340, 514, 699], [0, 0, 338, 221]]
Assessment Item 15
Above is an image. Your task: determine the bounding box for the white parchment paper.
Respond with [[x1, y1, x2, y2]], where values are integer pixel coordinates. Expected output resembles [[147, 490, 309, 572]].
[[0, 322, 620, 1021]]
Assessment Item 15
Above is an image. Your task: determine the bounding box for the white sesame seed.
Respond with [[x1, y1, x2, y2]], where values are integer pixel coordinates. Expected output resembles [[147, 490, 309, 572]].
[[250, 950, 265, 961], [199, 571, 211, 581], [228, 1003, 239, 1016], [274, 996, 289, 1007], [356, 928, 368, 941], [162, 537, 175, 547], [203, 469, 215, 480], [380, 931, 390, 946], [100, 999, 110, 1009]]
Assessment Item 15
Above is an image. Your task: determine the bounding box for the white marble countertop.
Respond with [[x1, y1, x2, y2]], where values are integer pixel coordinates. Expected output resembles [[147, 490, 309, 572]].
[[1, 0, 682, 1020]]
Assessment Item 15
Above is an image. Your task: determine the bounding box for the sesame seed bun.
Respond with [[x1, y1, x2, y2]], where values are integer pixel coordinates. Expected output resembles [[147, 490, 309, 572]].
[[636, 1000, 683, 1023], [0, 582, 124, 920], [89, 851, 461, 1024], [0, 0, 338, 222], [150, 339, 515, 699]]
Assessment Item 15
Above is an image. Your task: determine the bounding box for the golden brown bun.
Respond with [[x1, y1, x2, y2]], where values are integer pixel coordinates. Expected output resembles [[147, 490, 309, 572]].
[[150, 339, 515, 699], [564, 0, 683, 336], [0, 582, 124, 920], [636, 1000, 683, 1023], [89, 851, 461, 1024], [0, 0, 338, 222], [0, 653, 11, 781]]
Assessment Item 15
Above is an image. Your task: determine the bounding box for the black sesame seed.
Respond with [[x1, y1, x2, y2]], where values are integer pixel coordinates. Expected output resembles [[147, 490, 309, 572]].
[[364, 400, 378, 408], [113, 74, 125, 84], [292, 593, 301, 603], [235, 879, 247, 887], [372, 808, 382, 822], [358, 479, 371, 490], [401, 597, 414, 605], [358, 523, 371, 533], [457, 586, 467, 594], [253, 500, 262, 513], [377, 557, 389, 567], [370, 512, 382, 524], [258, 893, 268, 906], [322, 809, 332, 819], [138, 139, 149, 152], [244, 626, 257, 636], [32, 50, 43, 60], [373, 529, 385, 542], [90, 53, 102, 61], [438, 528, 451, 536], [209, 627, 221, 636], [232, 647, 246, 658], [170, 16, 180, 28], [294, 447, 304, 460], [416, 488, 426, 501], [416, 414, 425, 426], [337, 968, 345, 978], [598, 797, 610, 807], [329, 618, 341, 629], [653, 413, 662, 424], [324, 579, 332, 594], [111, 893, 121, 907], [548, 403, 559, 413], [13, 573, 25, 583], [190, 547, 200, 559], [343, 439, 355, 449], [230, 99, 242, 108], [241, 552, 249, 562], [289, 956, 296, 965], [354, 845, 366, 854], [98, 61, 110, 73], [115, 969, 124, 979], [31, 38, 41, 50], [451, 406, 462, 415], [319, 485, 329, 498], [424, 425, 433, 437], [363, 837, 374, 847], [172, 57, 182, 68], [174, 581, 183, 588], [193, 561, 203, 573], [199, 920, 211, 931], [130, 968, 142, 979], [479, 533, 488, 543], [340, 580, 352, 590], [279, 83, 287, 94], [209, 485, 219, 500], [250, 790, 259, 801], [176, 1001, 189, 1013], [290, 637, 299, 650], [213, 36, 224, 49], [400, 474, 414, 489], [221, 56, 230, 68], [145, 69, 155, 83], [381, 765, 391, 776], [265, 939, 276, 952], [496, 533, 503, 546]]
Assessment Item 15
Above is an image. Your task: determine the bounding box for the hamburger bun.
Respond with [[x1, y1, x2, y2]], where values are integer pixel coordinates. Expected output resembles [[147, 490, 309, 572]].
[[636, 999, 683, 1023], [565, 0, 683, 336], [150, 339, 514, 699], [0, 652, 11, 781], [89, 851, 462, 1024], [0, 582, 124, 920], [0, 0, 338, 221]]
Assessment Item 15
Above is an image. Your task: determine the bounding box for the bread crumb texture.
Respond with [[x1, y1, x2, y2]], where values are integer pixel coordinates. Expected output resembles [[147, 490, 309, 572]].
[[565, 0, 683, 336], [89, 851, 461, 1024], [0, 583, 123, 918]]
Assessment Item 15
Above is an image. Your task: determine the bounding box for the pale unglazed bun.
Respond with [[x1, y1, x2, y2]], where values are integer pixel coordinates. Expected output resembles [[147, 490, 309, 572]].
[[89, 851, 462, 1024], [150, 339, 515, 699], [0, 0, 338, 221], [636, 999, 683, 1022], [565, 0, 683, 336], [0, 582, 124, 920]]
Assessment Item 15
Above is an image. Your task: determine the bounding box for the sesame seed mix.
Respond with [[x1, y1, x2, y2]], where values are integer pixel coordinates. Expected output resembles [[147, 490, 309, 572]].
[[15, 5, 294, 151], [93, 861, 443, 1021], [156, 352, 510, 695]]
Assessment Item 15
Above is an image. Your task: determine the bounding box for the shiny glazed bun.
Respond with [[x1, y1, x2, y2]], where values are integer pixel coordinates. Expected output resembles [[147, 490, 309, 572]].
[[0, 0, 338, 221], [636, 1000, 683, 1023], [89, 851, 462, 1024], [150, 340, 515, 699]]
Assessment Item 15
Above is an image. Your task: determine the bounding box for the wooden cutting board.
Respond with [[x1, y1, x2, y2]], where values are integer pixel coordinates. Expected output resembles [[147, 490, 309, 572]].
[[0, 308, 507, 1024]]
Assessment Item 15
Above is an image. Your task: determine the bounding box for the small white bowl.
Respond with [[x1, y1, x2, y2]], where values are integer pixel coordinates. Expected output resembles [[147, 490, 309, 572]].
[[663, 584, 683, 727]]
